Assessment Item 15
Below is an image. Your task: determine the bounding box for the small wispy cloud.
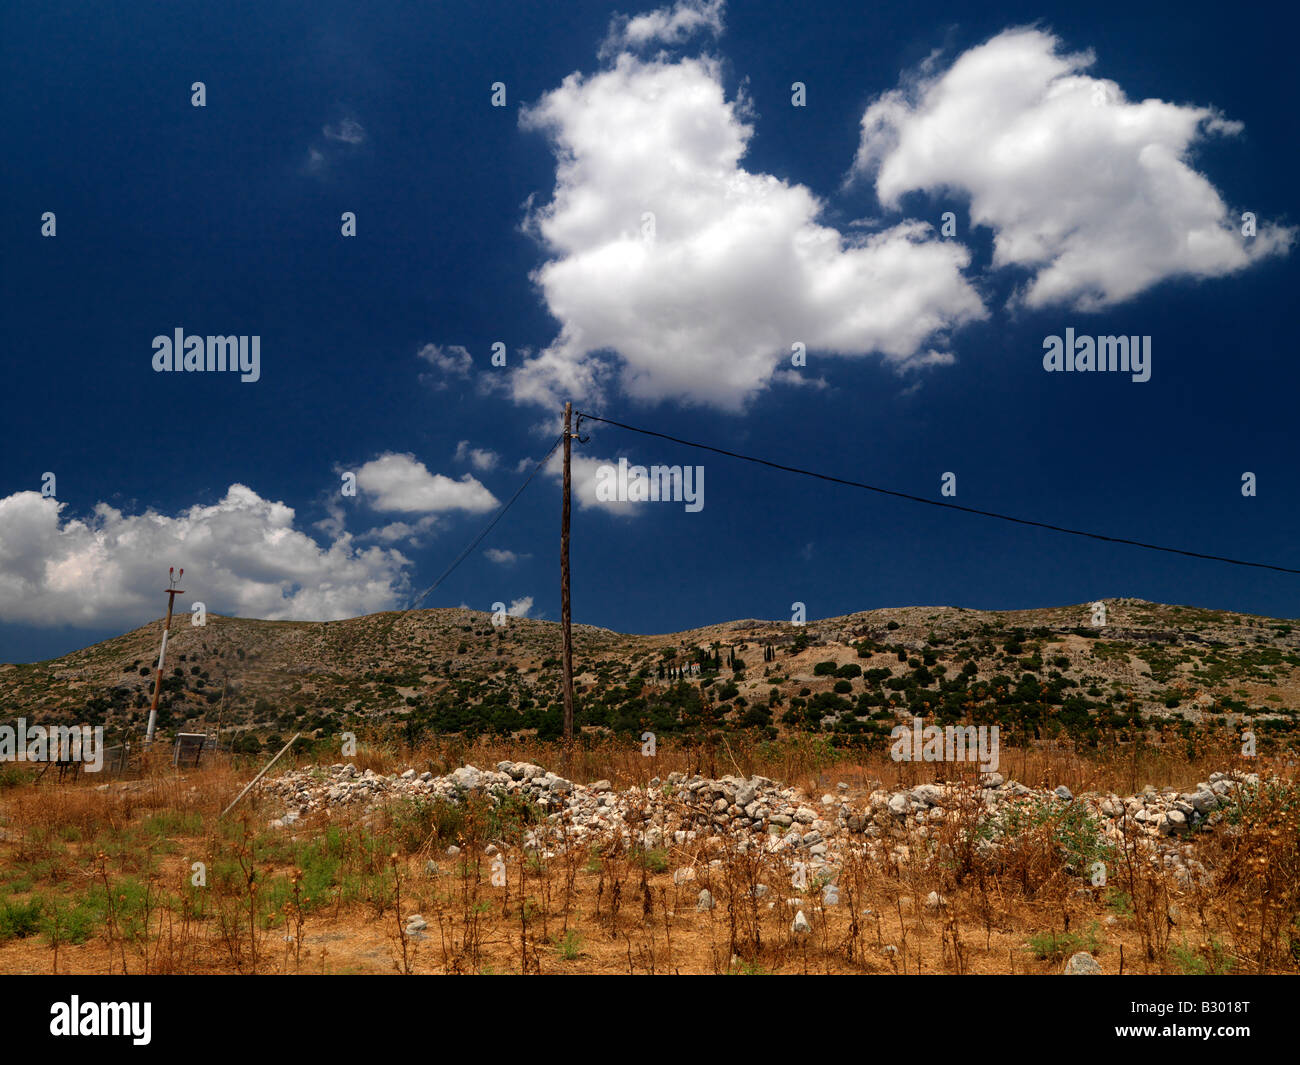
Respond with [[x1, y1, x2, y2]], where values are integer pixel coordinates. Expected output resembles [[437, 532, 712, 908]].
[[362, 515, 440, 547], [303, 147, 328, 176], [323, 118, 366, 144], [303, 114, 366, 179], [454, 440, 500, 472], [601, 0, 725, 58], [484, 548, 529, 566], [417, 343, 473, 389]]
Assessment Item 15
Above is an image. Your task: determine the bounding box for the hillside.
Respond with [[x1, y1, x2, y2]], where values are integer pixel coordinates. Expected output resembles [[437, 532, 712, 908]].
[[3, 598, 1299, 750]]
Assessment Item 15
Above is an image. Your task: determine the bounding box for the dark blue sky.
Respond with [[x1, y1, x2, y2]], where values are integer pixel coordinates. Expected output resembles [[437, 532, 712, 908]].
[[2, 0, 1297, 663]]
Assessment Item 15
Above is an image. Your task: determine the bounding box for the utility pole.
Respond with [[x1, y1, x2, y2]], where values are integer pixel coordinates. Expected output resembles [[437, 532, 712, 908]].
[[561, 402, 575, 755], [145, 567, 184, 747]]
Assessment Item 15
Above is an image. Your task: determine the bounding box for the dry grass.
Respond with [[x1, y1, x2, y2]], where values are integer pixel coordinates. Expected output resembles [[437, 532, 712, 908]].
[[257, 722, 1271, 795], [0, 737, 1296, 975]]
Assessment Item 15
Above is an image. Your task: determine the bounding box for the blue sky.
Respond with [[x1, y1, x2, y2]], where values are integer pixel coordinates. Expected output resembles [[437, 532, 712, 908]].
[[2, 0, 1297, 663]]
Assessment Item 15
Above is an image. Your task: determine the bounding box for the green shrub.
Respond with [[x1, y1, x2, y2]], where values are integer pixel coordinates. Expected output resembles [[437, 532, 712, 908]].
[[635, 848, 669, 874], [0, 765, 29, 790], [979, 795, 1114, 876], [1170, 937, 1233, 975], [40, 897, 98, 946], [1025, 922, 1101, 962], [555, 929, 583, 960], [0, 898, 43, 940]]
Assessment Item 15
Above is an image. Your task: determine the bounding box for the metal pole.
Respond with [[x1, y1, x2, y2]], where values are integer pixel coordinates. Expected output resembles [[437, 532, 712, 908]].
[[561, 401, 575, 753], [145, 570, 183, 747]]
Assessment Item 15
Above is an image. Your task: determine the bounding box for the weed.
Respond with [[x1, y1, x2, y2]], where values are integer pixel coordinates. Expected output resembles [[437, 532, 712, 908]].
[[0, 897, 43, 940], [554, 929, 583, 960]]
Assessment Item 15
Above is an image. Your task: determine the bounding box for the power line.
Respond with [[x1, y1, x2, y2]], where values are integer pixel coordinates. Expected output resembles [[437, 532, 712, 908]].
[[400, 433, 565, 616], [576, 411, 1300, 576]]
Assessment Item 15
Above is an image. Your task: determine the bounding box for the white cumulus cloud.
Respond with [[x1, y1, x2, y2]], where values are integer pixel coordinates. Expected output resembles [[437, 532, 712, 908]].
[[852, 27, 1293, 309], [514, 51, 986, 412], [355, 453, 499, 514], [545, 451, 643, 516], [0, 487, 410, 628]]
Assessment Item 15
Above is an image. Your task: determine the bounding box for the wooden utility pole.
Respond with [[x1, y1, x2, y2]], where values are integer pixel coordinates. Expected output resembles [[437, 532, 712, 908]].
[[561, 402, 575, 753], [145, 567, 184, 747]]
